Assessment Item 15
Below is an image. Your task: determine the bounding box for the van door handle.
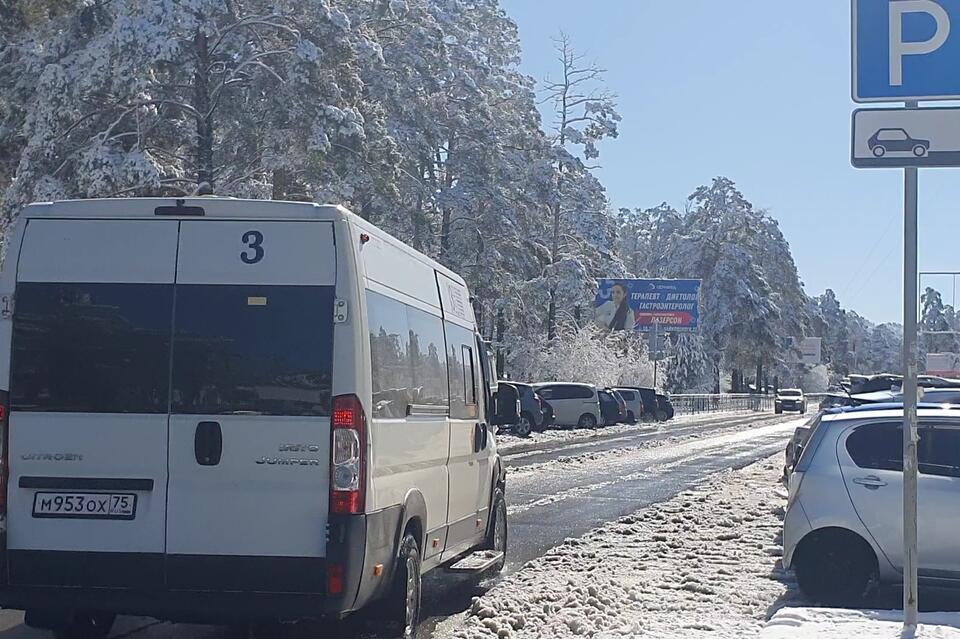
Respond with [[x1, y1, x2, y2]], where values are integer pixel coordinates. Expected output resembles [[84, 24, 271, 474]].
[[853, 475, 887, 489], [195, 421, 223, 466]]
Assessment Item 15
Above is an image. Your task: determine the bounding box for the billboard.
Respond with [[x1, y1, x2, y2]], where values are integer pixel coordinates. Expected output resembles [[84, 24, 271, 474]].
[[926, 352, 960, 378], [784, 337, 823, 366], [594, 279, 700, 333]]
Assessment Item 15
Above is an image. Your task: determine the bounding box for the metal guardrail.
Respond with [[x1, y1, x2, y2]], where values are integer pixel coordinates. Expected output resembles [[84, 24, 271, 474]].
[[671, 393, 831, 416]]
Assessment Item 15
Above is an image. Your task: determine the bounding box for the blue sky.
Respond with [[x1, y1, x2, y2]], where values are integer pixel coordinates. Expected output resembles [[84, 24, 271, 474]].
[[501, 0, 960, 325]]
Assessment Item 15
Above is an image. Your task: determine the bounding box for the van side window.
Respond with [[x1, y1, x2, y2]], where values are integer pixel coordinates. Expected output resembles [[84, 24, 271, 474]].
[[406, 306, 449, 409], [549, 385, 577, 400], [462, 345, 477, 407], [445, 321, 477, 419], [573, 386, 594, 400], [368, 291, 414, 418]]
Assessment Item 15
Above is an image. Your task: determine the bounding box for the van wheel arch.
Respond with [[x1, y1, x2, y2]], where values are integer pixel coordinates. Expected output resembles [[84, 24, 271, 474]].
[[398, 490, 428, 553]]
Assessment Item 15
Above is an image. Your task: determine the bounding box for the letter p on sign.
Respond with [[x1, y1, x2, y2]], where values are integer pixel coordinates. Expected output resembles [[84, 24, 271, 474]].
[[890, 0, 951, 86]]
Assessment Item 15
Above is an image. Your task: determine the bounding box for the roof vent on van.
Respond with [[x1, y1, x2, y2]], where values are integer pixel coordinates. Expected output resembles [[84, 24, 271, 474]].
[[154, 199, 205, 217]]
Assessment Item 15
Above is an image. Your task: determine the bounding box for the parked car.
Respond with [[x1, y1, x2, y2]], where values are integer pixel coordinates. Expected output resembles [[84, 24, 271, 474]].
[[499, 382, 550, 437], [532, 383, 603, 429], [0, 197, 520, 638], [775, 388, 807, 414], [784, 404, 960, 606], [612, 387, 644, 423], [634, 387, 660, 421], [598, 389, 627, 426], [783, 412, 824, 479], [655, 393, 674, 421]]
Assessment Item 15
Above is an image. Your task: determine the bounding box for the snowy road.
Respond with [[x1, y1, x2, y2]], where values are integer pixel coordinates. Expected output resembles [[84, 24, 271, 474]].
[[0, 412, 802, 638]]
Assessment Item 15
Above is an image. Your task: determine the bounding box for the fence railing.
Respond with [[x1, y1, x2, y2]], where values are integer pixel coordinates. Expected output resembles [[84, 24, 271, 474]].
[[670, 392, 831, 416], [671, 393, 773, 415]]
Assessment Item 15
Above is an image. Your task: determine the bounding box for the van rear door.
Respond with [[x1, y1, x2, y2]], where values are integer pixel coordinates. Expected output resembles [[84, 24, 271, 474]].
[[165, 221, 336, 593], [8, 219, 178, 588]]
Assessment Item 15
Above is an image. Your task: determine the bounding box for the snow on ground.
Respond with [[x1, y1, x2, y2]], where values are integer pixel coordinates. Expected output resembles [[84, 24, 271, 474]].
[[436, 455, 799, 639], [495, 410, 764, 455], [762, 608, 960, 638]]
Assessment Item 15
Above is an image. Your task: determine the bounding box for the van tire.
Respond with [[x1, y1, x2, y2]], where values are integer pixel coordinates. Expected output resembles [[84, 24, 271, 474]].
[[382, 534, 422, 639], [656, 409, 668, 422], [52, 613, 115, 639], [626, 410, 636, 424], [577, 414, 597, 429], [483, 488, 508, 574]]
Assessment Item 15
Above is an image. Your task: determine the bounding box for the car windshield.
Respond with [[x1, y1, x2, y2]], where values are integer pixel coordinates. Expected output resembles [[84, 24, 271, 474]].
[[5, 2, 955, 636]]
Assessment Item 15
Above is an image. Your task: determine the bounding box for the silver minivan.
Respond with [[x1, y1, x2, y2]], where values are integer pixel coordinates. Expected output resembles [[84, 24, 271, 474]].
[[0, 198, 518, 638], [531, 383, 602, 428]]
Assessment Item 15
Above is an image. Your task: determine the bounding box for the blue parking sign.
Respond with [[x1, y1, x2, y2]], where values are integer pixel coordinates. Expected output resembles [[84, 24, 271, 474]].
[[854, 0, 960, 102]]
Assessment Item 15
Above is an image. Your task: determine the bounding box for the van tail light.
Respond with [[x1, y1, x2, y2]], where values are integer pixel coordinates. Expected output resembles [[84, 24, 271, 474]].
[[330, 394, 366, 515], [0, 390, 8, 515]]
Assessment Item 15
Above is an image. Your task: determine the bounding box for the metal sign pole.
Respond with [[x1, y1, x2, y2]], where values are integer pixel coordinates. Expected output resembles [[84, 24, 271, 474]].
[[903, 101, 920, 631], [652, 323, 659, 388]]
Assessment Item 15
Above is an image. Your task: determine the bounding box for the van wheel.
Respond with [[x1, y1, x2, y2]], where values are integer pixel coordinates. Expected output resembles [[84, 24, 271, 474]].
[[626, 411, 636, 424], [52, 613, 116, 639], [382, 534, 422, 639], [577, 414, 597, 429], [656, 409, 668, 422], [515, 414, 534, 438], [483, 488, 508, 574]]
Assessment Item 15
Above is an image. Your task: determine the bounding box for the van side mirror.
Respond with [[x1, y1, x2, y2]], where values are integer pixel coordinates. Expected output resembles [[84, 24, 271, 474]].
[[491, 382, 520, 426]]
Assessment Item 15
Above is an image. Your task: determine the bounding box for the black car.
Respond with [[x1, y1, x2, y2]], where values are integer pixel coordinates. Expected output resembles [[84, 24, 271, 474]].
[[632, 387, 660, 421], [498, 381, 551, 437], [655, 393, 674, 421], [598, 389, 626, 425]]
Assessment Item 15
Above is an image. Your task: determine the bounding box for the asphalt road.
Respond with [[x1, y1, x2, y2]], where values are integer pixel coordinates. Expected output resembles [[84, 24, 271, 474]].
[[0, 411, 801, 639]]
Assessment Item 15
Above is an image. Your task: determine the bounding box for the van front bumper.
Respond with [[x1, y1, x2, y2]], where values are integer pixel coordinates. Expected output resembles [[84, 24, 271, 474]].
[[0, 506, 403, 623]]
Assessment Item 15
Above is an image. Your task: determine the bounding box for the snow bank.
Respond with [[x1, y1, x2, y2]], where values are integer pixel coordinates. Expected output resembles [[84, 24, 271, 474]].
[[437, 456, 797, 639], [762, 608, 960, 638]]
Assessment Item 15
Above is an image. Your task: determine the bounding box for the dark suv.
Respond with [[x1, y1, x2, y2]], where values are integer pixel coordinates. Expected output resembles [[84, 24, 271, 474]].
[[598, 388, 627, 425], [499, 382, 552, 436]]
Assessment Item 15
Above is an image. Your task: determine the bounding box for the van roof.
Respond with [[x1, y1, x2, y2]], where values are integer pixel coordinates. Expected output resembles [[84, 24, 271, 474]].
[[22, 197, 341, 220], [20, 197, 468, 288]]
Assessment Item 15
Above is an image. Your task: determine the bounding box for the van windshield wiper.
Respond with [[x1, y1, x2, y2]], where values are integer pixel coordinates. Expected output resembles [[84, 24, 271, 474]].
[[228, 410, 264, 416]]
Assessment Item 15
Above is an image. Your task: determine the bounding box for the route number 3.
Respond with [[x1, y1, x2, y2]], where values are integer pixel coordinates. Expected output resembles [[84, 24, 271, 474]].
[[241, 230, 264, 264]]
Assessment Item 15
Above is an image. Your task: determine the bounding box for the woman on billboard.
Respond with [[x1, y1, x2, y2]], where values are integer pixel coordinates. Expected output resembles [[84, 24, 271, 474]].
[[595, 282, 636, 331]]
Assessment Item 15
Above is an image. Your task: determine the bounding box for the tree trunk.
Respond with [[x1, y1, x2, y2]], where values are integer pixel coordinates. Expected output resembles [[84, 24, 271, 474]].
[[194, 29, 214, 190], [271, 169, 287, 200], [547, 293, 557, 341], [439, 137, 456, 260], [755, 359, 763, 394], [495, 309, 505, 374]]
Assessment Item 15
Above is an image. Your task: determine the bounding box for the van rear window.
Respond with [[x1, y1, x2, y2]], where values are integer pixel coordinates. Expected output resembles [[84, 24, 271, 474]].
[[171, 285, 334, 416], [11, 283, 173, 413], [11, 283, 334, 417]]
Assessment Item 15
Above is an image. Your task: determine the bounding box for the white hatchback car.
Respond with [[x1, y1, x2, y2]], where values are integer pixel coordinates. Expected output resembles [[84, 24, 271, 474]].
[[784, 405, 960, 605]]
